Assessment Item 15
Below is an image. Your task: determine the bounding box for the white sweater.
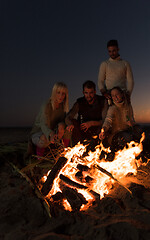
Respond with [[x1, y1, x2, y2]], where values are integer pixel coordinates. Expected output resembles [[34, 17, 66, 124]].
[[98, 56, 134, 94]]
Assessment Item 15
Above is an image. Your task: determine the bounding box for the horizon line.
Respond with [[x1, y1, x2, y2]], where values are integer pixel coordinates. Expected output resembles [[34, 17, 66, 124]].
[[0, 122, 150, 128]]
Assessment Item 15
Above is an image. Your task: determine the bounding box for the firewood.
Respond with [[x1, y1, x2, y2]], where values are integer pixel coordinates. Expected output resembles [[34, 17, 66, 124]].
[[59, 174, 88, 189], [85, 175, 94, 183], [62, 186, 87, 211], [60, 184, 88, 204], [76, 191, 88, 205], [77, 164, 90, 171], [94, 164, 132, 195], [41, 156, 68, 196], [89, 190, 100, 201], [51, 191, 64, 201], [75, 171, 84, 182]]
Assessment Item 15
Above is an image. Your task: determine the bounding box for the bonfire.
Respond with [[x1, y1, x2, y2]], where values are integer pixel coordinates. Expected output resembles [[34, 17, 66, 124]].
[[20, 132, 149, 217]]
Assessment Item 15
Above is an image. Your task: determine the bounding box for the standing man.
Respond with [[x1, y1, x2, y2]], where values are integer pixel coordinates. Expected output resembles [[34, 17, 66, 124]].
[[65, 80, 108, 145], [98, 40, 134, 100]]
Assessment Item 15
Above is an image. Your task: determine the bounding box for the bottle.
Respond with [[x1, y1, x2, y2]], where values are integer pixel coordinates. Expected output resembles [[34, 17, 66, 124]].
[[80, 114, 83, 124]]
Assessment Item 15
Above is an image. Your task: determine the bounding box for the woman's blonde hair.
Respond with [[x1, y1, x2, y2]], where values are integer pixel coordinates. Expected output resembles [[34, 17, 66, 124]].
[[50, 82, 69, 112]]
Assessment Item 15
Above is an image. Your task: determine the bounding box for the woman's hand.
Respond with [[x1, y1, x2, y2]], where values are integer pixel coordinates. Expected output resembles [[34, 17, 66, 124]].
[[99, 128, 105, 140], [66, 124, 74, 132], [103, 92, 111, 100]]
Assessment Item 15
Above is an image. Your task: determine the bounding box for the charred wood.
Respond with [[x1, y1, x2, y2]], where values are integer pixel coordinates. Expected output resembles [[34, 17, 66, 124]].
[[77, 164, 90, 172], [75, 171, 84, 182], [60, 185, 88, 205], [82, 137, 100, 153], [95, 164, 132, 195], [85, 175, 94, 183], [41, 157, 68, 196], [99, 150, 107, 160], [51, 191, 64, 201], [89, 190, 100, 202], [59, 174, 88, 189], [62, 186, 87, 211], [76, 191, 88, 205]]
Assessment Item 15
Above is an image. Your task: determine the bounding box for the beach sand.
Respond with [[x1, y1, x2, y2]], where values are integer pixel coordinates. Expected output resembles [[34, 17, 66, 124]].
[[0, 127, 31, 144]]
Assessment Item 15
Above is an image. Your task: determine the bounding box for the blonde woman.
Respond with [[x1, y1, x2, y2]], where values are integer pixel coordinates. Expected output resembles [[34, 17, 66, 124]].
[[29, 82, 69, 156]]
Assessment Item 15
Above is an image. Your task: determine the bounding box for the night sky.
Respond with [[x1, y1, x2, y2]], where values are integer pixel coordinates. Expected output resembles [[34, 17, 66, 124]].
[[1, 0, 150, 127]]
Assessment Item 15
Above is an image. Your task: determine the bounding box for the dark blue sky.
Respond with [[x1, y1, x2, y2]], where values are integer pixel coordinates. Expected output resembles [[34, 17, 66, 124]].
[[1, 0, 150, 126]]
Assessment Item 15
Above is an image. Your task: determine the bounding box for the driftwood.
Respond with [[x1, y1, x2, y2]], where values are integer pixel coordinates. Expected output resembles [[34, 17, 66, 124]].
[[41, 157, 68, 196], [59, 174, 88, 189], [9, 161, 52, 218]]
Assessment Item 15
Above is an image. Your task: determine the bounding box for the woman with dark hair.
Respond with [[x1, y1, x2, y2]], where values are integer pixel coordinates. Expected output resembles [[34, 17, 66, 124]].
[[99, 86, 142, 152]]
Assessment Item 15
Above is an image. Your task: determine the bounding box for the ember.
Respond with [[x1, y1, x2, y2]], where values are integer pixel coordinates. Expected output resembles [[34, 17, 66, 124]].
[[39, 133, 146, 212]]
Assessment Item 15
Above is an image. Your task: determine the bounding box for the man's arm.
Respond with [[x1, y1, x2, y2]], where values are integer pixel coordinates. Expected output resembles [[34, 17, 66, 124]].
[[65, 102, 79, 126], [125, 61, 134, 95], [80, 120, 103, 132], [102, 99, 109, 122], [98, 61, 111, 99], [98, 61, 107, 95], [99, 105, 115, 140]]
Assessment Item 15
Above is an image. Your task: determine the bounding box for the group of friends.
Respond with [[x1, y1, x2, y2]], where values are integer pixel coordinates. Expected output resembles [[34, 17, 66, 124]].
[[26, 39, 142, 159]]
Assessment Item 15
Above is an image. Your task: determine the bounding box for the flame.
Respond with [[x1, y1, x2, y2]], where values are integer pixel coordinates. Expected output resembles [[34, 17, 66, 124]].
[[40, 133, 147, 211], [101, 128, 104, 133]]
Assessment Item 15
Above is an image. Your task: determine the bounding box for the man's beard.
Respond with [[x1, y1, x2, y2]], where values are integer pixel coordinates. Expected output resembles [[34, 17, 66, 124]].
[[87, 97, 94, 104]]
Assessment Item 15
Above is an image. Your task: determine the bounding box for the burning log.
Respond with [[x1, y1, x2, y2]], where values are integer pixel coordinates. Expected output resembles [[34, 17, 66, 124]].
[[89, 190, 100, 202], [85, 175, 94, 183], [51, 191, 64, 201], [75, 171, 84, 182], [41, 157, 68, 196], [94, 164, 132, 195], [77, 164, 90, 172], [59, 175, 100, 202], [62, 186, 87, 211], [59, 174, 88, 189]]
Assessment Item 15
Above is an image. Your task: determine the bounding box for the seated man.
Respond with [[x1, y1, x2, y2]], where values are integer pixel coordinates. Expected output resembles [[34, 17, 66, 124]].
[[99, 86, 142, 152], [65, 80, 108, 145]]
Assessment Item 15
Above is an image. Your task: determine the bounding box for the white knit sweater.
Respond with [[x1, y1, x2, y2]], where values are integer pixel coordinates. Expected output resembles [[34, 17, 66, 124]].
[[98, 56, 134, 94]]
